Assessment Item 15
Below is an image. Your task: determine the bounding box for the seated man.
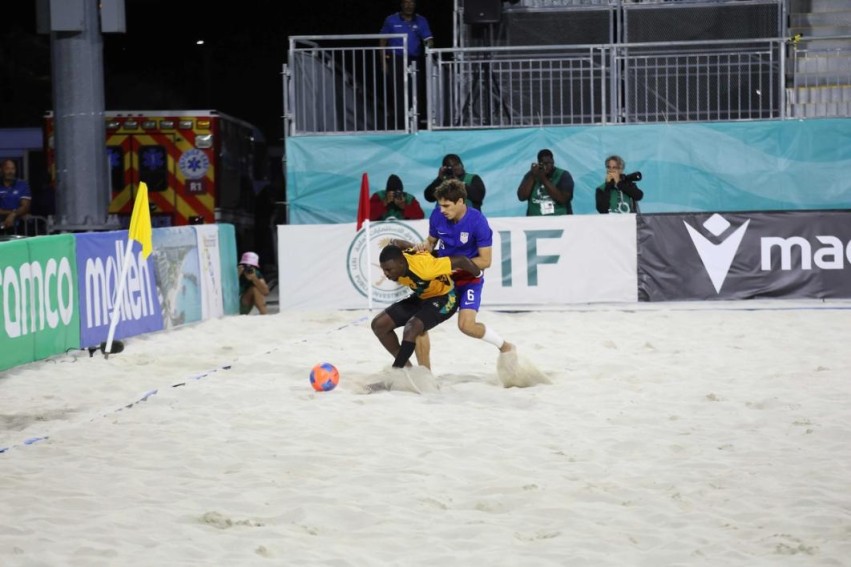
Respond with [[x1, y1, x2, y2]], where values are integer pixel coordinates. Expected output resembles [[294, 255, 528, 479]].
[[238, 251, 270, 315], [0, 159, 32, 234], [369, 174, 425, 221]]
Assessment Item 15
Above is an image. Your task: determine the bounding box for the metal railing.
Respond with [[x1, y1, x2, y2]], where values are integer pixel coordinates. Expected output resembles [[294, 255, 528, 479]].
[[284, 35, 415, 136], [617, 39, 783, 123], [284, 35, 851, 135], [428, 45, 608, 128], [426, 38, 785, 128], [0, 215, 50, 238]]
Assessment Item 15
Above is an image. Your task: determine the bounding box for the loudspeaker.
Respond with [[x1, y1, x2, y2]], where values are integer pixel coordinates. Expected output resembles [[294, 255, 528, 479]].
[[464, 0, 502, 25]]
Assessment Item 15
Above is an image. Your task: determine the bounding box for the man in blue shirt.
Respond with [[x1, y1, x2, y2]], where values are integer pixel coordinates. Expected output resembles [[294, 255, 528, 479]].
[[393, 179, 514, 369], [380, 0, 434, 129], [380, 0, 433, 58], [0, 159, 32, 233]]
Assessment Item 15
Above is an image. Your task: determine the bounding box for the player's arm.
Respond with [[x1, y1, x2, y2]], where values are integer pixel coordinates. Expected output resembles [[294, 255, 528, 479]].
[[388, 238, 416, 250], [413, 235, 437, 253], [473, 246, 492, 271], [448, 255, 482, 278]]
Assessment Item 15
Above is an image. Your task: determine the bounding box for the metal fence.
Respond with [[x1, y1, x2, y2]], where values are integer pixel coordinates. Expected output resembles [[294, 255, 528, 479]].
[[284, 35, 851, 135], [0, 215, 50, 238], [426, 38, 784, 128], [284, 35, 415, 136]]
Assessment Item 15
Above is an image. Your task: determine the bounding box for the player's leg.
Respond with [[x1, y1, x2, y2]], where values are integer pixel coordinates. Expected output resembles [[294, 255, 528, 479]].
[[456, 282, 514, 353], [393, 317, 426, 368], [456, 308, 484, 338], [414, 332, 431, 369], [372, 296, 419, 358], [455, 281, 485, 338], [396, 293, 458, 368]]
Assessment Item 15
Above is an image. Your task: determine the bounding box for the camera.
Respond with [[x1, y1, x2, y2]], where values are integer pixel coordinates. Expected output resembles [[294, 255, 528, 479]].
[[623, 171, 642, 183], [243, 265, 254, 275]]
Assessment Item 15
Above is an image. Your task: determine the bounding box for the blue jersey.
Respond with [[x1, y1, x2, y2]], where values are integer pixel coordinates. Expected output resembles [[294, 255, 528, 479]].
[[0, 179, 31, 210], [380, 13, 433, 57], [429, 206, 493, 260]]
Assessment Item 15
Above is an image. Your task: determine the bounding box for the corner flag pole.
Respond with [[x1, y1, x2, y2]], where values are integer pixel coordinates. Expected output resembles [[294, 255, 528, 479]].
[[357, 173, 373, 311], [104, 182, 153, 358]]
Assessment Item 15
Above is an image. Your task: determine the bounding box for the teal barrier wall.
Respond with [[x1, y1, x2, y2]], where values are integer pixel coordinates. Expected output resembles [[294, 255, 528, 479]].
[[286, 118, 851, 224], [218, 224, 240, 315]]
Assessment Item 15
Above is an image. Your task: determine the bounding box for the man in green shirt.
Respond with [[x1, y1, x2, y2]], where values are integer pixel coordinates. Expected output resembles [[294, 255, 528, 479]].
[[516, 149, 575, 216], [595, 155, 644, 214]]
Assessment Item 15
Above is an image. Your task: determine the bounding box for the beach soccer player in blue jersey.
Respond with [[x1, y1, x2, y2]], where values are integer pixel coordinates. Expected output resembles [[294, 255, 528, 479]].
[[392, 178, 514, 367]]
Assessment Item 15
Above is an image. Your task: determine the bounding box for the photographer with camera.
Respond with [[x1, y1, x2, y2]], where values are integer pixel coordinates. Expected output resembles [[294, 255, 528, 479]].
[[370, 174, 425, 221], [595, 155, 644, 214], [238, 251, 270, 315], [516, 149, 575, 216], [423, 153, 486, 211]]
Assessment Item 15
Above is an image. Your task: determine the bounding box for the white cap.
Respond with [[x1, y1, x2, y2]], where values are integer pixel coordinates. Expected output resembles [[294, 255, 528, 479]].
[[240, 252, 260, 268]]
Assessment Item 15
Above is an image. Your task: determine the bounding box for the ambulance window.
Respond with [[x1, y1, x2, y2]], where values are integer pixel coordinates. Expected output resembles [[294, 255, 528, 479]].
[[139, 145, 168, 191], [107, 146, 124, 193]]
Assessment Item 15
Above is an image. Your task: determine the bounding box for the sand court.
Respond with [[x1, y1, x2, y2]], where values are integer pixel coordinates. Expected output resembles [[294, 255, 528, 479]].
[[1, 303, 850, 565]]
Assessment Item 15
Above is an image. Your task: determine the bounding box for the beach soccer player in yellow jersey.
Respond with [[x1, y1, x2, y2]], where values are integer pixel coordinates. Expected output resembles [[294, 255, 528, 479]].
[[371, 244, 482, 370]]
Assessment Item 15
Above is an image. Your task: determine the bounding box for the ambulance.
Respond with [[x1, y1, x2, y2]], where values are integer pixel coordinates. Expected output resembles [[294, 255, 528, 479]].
[[44, 110, 269, 248]]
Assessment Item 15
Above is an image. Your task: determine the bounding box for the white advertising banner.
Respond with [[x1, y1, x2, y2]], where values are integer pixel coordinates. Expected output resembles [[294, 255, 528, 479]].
[[278, 215, 637, 310]]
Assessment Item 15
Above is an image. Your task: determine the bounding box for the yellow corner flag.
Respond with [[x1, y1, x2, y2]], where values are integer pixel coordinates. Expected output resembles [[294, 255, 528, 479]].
[[129, 182, 153, 259]]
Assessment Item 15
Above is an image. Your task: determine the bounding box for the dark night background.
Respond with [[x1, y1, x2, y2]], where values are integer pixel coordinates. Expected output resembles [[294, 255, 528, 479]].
[[1, 0, 454, 146]]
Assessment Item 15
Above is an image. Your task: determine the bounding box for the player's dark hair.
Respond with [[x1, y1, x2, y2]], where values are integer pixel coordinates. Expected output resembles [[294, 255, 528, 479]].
[[379, 244, 404, 263], [434, 178, 467, 203]]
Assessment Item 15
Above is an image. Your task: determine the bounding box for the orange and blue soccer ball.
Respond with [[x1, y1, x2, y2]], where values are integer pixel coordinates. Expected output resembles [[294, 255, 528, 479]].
[[310, 362, 340, 392]]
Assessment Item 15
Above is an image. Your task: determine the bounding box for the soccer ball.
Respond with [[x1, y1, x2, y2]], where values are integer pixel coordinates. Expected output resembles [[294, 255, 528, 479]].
[[310, 362, 340, 392]]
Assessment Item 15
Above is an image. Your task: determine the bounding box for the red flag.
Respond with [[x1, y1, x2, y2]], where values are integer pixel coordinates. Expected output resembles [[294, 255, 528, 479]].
[[357, 172, 370, 231]]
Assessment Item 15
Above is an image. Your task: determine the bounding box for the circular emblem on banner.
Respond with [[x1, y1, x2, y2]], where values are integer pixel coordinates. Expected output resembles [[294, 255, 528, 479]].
[[347, 222, 424, 303], [178, 149, 210, 180]]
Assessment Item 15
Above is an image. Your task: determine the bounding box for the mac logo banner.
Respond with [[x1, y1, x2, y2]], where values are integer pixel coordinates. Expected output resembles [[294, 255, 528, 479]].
[[637, 211, 851, 301]]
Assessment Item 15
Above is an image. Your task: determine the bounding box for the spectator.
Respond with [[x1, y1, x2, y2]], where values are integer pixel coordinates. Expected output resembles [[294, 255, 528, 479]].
[[423, 153, 486, 211], [380, 0, 433, 128], [516, 149, 575, 216], [238, 251, 270, 315], [370, 174, 425, 221], [595, 155, 644, 214], [0, 158, 32, 234]]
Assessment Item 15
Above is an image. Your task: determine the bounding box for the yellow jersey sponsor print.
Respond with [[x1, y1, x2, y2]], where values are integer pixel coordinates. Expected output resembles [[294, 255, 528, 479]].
[[398, 252, 454, 299]]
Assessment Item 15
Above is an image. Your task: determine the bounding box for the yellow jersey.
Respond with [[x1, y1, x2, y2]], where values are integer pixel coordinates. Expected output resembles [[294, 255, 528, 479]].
[[398, 252, 455, 299]]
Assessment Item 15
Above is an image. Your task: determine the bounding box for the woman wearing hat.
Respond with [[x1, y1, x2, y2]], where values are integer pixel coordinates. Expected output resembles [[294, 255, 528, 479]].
[[238, 251, 270, 315]]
